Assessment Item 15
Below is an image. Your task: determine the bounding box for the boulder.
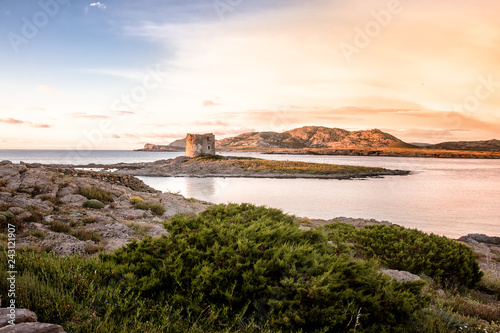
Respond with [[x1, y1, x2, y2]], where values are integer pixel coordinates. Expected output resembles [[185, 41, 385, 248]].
[[380, 269, 421, 283], [458, 234, 500, 246], [0, 309, 37, 328], [0, 322, 65, 332]]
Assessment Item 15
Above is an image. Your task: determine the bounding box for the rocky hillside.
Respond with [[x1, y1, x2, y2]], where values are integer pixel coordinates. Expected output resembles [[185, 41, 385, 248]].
[[0, 161, 209, 256], [427, 139, 500, 152], [217, 126, 411, 149]]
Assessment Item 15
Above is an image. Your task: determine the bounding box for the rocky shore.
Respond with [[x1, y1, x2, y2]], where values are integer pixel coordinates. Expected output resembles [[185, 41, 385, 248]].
[[37, 155, 410, 179]]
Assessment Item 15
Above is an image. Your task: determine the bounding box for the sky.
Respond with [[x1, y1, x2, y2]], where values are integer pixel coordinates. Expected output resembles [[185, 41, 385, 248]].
[[0, 0, 499, 149]]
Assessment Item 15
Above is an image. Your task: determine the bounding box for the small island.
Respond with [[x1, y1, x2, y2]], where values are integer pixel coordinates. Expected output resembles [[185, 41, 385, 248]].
[[43, 133, 410, 179]]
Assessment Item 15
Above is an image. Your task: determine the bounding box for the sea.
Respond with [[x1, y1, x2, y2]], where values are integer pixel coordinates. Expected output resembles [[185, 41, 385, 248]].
[[1, 149, 499, 238]]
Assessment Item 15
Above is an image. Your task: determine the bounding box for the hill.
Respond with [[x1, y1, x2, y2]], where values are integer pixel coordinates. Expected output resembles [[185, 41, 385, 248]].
[[217, 126, 412, 149]]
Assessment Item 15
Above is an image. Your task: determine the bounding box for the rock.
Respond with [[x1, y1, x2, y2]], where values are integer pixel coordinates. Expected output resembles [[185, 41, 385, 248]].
[[458, 234, 500, 246], [0, 309, 37, 328], [7, 207, 24, 215], [380, 269, 421, 283], [0, 322, 66, 332], [10, 196, 52, 212], [15, 212, 32, 221], [59, 194, 86, 205]]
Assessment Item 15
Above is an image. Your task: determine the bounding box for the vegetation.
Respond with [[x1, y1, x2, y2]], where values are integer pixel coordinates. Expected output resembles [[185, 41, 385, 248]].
[[193, 155, 389, 175], [129, 196, 144, 205], [0, 204, 497, 332], [78, 187, 113, 203], [49, 221, 71, 233], [71, 228, 101, 242], [322, 223, 483, 288], [82, 199, 105, 209], [132, 200, 165, 216]]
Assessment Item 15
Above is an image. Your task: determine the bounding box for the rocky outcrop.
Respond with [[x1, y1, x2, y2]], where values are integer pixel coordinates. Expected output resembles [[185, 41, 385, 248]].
[[0, 309, 65, 332], [458, 234, 500, 274], [0, 161, 210, 256], [216, 126, 410, 149]]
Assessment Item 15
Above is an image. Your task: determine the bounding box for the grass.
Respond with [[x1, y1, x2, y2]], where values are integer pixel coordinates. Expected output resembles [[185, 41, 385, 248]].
[[30, 230, 47, 239], [49, 221, 71, 233], [71, 228, 101, 242], [81, 216, 98, 224], [125, 221, 154, 237], [192, 155, 388, 175], [78, 187, 113, 203], [477, 271, 500, 300], [132, 201, 165, 216]]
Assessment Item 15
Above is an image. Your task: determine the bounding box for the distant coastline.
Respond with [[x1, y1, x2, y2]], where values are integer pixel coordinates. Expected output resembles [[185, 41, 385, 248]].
[[136, 126, 500, 159]]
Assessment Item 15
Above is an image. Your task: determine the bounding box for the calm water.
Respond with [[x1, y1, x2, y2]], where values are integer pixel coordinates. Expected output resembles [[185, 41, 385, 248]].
[[1, 150, 498, 238]]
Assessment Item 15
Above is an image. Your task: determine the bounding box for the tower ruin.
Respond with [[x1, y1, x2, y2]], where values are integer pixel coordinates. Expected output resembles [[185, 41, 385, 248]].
[[185, 133, 216, 158]]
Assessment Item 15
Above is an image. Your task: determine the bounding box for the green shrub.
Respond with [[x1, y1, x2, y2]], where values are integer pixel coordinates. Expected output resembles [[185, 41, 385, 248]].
[[0, 211, 14, 219], [83, 199, 104, 209], [327, 224, 483, 288], [71, 228, 101, 242], [129, 196, 144, 205], [132, 201, 165, 216], [78, 187, 113, 203], [0, 215, 6, 224], [104, 203, 427, 332]]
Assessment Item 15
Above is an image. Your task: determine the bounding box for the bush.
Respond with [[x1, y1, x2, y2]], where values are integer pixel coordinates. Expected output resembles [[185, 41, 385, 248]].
[[132, 201, 165, 216], [83, 199, 104, 209], [78, 187, 113, 203], [30, 230, 46, 239], [0, 211, 14, 219], [324, 224, 483, 288], [49, 221, 71, 233], [71, 228, 101, 242], [129, 196, 144, 205], [81, 216, 98, 224], [104, 203, 427, 332]]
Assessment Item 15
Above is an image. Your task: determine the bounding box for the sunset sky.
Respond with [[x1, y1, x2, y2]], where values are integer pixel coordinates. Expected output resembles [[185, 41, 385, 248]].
[[0, 0, 499, 149]]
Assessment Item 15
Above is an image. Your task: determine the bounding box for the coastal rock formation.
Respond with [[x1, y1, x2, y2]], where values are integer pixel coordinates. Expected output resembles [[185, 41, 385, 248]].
[[458, 234, 500, 274], [0, 161, 210, 255]]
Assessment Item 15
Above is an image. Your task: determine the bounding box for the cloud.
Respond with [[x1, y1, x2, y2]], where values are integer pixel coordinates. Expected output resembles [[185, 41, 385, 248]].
[[90, 2, 106, 9], [31, 124, 51, 128], [36, 85, 60, 95], [0, 118, 51, 128], [111, 110, 136, 115], [111, 134, 121, 139], [203, 100, 220, 107], [67, 112, 109, 119], [194, 120, 229, 126], [0, 118, 24, 124]]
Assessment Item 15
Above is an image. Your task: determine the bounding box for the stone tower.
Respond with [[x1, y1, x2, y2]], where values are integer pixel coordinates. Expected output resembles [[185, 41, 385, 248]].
[[185, 133, 216, 158]]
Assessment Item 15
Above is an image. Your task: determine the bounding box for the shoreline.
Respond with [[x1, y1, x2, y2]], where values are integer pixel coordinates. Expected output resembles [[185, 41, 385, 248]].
[[136, 147, 500, 159]]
